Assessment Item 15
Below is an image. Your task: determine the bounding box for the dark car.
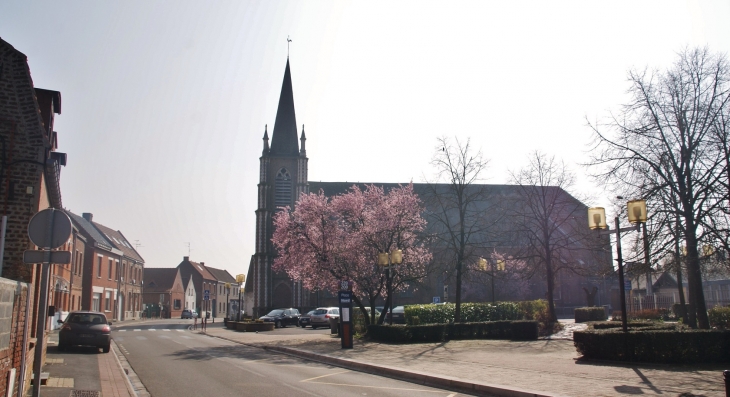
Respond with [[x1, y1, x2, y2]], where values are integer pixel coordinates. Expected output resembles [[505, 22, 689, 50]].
[[385, 306, 406, 324], [57, 311, 112, 353], [259, 308, 300, 328], [298, 310, 315, 328], [181, 309, 197, 319]]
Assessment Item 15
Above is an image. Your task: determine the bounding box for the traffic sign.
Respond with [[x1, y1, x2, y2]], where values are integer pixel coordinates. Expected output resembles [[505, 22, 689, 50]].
[[23, 250, 71, 264], [27, 208, 72, 249], [624, 280, 632, 291], [433, 296, 440, 304], [204, 289, 210, 301]]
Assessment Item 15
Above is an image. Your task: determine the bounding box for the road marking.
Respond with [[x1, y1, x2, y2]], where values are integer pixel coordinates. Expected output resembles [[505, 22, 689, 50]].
[[163, 329, 170, 332], [301, 371, 350, 382], [118, 329, 127, 332], [304, 381, 449, 393], [176, 329, 184, 332], [133, 329, 141, 332], [149, 329, 156, 331]]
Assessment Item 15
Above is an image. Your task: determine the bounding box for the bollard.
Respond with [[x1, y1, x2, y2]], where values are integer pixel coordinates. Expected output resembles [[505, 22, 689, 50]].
[[725, 370, 730, 397]]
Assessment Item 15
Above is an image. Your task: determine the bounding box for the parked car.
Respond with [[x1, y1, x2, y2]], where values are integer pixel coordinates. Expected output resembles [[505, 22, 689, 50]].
[[385, 306, 406, 324], [57, 311, 112, 353], [310, 307, 340, 329], [181, 309, 197, 319], [259, 308, 301, 328], [298, 310, 316, 328]]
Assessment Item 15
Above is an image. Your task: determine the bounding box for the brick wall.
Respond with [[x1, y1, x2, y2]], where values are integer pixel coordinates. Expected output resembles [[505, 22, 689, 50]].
[[0, 278, 31, 397]]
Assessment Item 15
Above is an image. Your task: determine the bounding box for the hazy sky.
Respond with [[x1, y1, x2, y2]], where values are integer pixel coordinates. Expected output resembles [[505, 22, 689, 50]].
[[1, 1, 729, 276]]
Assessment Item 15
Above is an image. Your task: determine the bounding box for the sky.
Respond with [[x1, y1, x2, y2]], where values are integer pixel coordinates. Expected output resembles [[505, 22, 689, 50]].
[[1, 1, 729, 277]]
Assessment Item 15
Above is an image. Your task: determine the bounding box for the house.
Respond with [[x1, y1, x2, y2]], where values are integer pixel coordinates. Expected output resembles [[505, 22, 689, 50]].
[[183, 276, 196, 312], [205, 267, 239, 319], [0, 38, 68, 396], [92, 222, 144, 320], [142, 268, 184, 318], [176, 257, 218, 318]]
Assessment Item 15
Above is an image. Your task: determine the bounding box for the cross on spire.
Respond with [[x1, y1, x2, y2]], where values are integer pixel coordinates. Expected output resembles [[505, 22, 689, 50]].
[[287, 36, 292, 57]]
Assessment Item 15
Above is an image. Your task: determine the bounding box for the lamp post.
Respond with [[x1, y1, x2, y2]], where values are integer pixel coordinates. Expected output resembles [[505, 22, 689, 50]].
[[588, 199, 647, 333], [480, 257, 505, 304], [378, 249, 403, 325], [225, 282, 230, 321], [236, 274, 245, 321]]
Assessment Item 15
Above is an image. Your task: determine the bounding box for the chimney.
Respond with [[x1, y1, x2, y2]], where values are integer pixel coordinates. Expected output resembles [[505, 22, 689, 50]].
[[82, 213, 93, 222], [184, 256, 189, 261], [200, 262, 205, 266]]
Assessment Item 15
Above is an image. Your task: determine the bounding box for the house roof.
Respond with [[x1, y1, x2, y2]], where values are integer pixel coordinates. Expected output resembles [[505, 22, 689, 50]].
[[64, 210, 115, 251], [92, 222, 144, 263], [143, 268, 180, 293], [180, 257, 217, 281], [205, 266, 236, 284], [269, 58, 299, 156]]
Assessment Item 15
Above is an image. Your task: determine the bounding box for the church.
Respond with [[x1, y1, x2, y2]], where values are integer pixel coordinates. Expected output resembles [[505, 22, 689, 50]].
[[244, 58, 614, 318]]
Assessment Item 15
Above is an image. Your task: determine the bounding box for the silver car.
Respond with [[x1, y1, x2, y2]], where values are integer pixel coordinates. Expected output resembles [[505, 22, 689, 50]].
[[309, 307, 340, 329]]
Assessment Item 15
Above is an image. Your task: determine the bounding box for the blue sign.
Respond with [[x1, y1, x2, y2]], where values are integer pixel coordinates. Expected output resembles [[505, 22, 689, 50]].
[[624, 281, 632, 291], [433, 297, 440, 304], [204, 289, 210, 301]]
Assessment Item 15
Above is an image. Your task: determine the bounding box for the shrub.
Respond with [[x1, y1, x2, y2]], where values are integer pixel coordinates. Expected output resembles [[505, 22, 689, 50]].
[[709, 306, 730, 329], [409, 324, 447, 342], [366, 324, 410, 342], [404, 301, 536, 325], [628, 309, 667, 321], [510, 321, 539, 340], [589, 321, 681, 330], [574, 328, 730, 363], [575, 307, 607, 323]]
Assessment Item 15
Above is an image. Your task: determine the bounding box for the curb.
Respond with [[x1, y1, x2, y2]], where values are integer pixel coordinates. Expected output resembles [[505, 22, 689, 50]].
[[112, 340, 151, 397], [202, 331, 564, 397]]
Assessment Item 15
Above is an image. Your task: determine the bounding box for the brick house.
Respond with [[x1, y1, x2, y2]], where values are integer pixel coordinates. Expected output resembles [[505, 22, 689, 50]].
[[92, 222, 144, 320], [0, 38, 68, 396], [142, 268, 184, 319], [176, 257, 217, 318], [65, 211, 124, 319]]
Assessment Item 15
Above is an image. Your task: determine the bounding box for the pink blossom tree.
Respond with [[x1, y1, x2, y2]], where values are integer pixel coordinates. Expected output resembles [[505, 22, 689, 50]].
[[272, 184, 431, 325]]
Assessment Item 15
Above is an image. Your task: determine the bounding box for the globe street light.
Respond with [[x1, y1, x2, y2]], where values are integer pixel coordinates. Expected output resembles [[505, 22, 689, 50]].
[[588, 199, 647, 333], [378, 249, 403, 325]]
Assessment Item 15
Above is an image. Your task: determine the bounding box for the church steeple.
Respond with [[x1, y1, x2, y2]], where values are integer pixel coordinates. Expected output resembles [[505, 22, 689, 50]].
[[300, 125, 306, 155], [262, 124, 270, 154], [269, 59, 299, 156]]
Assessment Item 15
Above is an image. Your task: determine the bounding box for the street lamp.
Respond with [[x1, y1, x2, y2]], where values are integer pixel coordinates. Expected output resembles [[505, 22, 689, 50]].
[[378, 249, 403, 325], [588, 199, 647, 333], [236, 274, 245, 321], [479, 257, 505, 304]]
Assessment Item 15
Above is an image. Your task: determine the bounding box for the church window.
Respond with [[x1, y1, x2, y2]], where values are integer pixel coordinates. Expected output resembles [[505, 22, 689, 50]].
[[275, 168, 292, 208]]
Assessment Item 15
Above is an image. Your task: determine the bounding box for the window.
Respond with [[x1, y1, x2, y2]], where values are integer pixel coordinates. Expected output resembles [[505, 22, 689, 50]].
[[275, 168, 292, 208], [115, 260, 119, 280], [108, 259, 113, 279], [105, 291, 111, 311], [93, 293, 101, 311], [97, 257, 102, 278], [174, 299, 181, 310]]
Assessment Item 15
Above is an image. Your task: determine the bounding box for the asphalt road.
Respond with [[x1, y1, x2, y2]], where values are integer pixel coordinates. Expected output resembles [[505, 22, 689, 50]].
[[113, 319, 471, 397]]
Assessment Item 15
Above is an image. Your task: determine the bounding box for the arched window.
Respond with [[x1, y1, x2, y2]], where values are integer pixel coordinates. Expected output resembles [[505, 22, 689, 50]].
[[275, 168, 292, 208]]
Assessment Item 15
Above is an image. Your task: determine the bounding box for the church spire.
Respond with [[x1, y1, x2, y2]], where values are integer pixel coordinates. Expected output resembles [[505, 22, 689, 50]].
[[300, 125, 306, 155], [269, 58, 299, 156], [262, 124, 269, 154]]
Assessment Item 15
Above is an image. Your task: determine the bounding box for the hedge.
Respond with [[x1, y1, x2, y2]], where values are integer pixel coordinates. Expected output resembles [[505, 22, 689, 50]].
[[573, 328, 730, 363], [709, 306, 730, 329], [588, 321, 682, 330], [367, 320, 539, 343], [574, 307, 606, 323], [404, 301, 547, 325]]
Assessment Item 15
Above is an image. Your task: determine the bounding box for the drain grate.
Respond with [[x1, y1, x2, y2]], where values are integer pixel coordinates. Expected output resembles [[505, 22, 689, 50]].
[[69, 390, 100, 397]]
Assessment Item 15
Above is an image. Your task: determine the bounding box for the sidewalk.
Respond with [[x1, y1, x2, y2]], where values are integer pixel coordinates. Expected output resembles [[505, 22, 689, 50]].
[[200, 322, 727, 397]]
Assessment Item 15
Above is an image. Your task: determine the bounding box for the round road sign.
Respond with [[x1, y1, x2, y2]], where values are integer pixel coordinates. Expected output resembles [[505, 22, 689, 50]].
[[27, 208, 72, 249]]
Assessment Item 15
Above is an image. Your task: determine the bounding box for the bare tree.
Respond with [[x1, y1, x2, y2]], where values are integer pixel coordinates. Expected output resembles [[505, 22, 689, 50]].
[[588, 48, 730, 329], [424, 137, 494, 322], [508, 151, 604, 323]]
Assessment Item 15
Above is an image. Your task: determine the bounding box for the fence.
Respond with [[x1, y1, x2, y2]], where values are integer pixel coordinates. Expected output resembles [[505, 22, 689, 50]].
[[629, 291, 730, 312]]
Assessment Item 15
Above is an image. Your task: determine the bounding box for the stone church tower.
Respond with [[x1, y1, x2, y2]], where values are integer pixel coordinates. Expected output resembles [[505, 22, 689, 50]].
[[249, 58, 309, 316]]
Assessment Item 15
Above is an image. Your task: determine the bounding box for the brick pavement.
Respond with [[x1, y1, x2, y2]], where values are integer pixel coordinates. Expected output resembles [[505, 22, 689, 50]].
[[202, 324, 727, 397], [97, 345, 134, 397]]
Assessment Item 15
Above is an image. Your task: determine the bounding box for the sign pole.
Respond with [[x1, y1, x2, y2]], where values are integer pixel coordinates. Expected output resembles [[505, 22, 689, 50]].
[[32, 209, 56, 397], [338, 281, 353, 349]]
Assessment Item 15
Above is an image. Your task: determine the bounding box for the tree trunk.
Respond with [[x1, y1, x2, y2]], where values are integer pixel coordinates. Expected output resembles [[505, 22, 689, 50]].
[[545, 258, 557, 323], [683, 223, 709, 328]]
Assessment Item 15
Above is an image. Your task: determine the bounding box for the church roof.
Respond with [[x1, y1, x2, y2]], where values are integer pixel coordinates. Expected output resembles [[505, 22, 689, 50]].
[[269, 59, 299, 156]]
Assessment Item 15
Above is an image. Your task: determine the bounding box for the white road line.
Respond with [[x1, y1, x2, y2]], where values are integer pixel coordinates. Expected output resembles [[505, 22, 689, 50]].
[[163, 329, 170, 332], [149, 329, 156, 331], [133, 329, 141, 332], [176, 329, 184, 332], [301, 371, 351, 383]]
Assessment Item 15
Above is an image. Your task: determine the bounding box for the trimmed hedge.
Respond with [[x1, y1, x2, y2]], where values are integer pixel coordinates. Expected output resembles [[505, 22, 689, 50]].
[[404, 301, 546, 325], [589, 321, 683, 330], [574, 307, 606, 323], [709, 306, 730, 329], [574, 328, 730, 363], [367, 320, 538, 343]]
